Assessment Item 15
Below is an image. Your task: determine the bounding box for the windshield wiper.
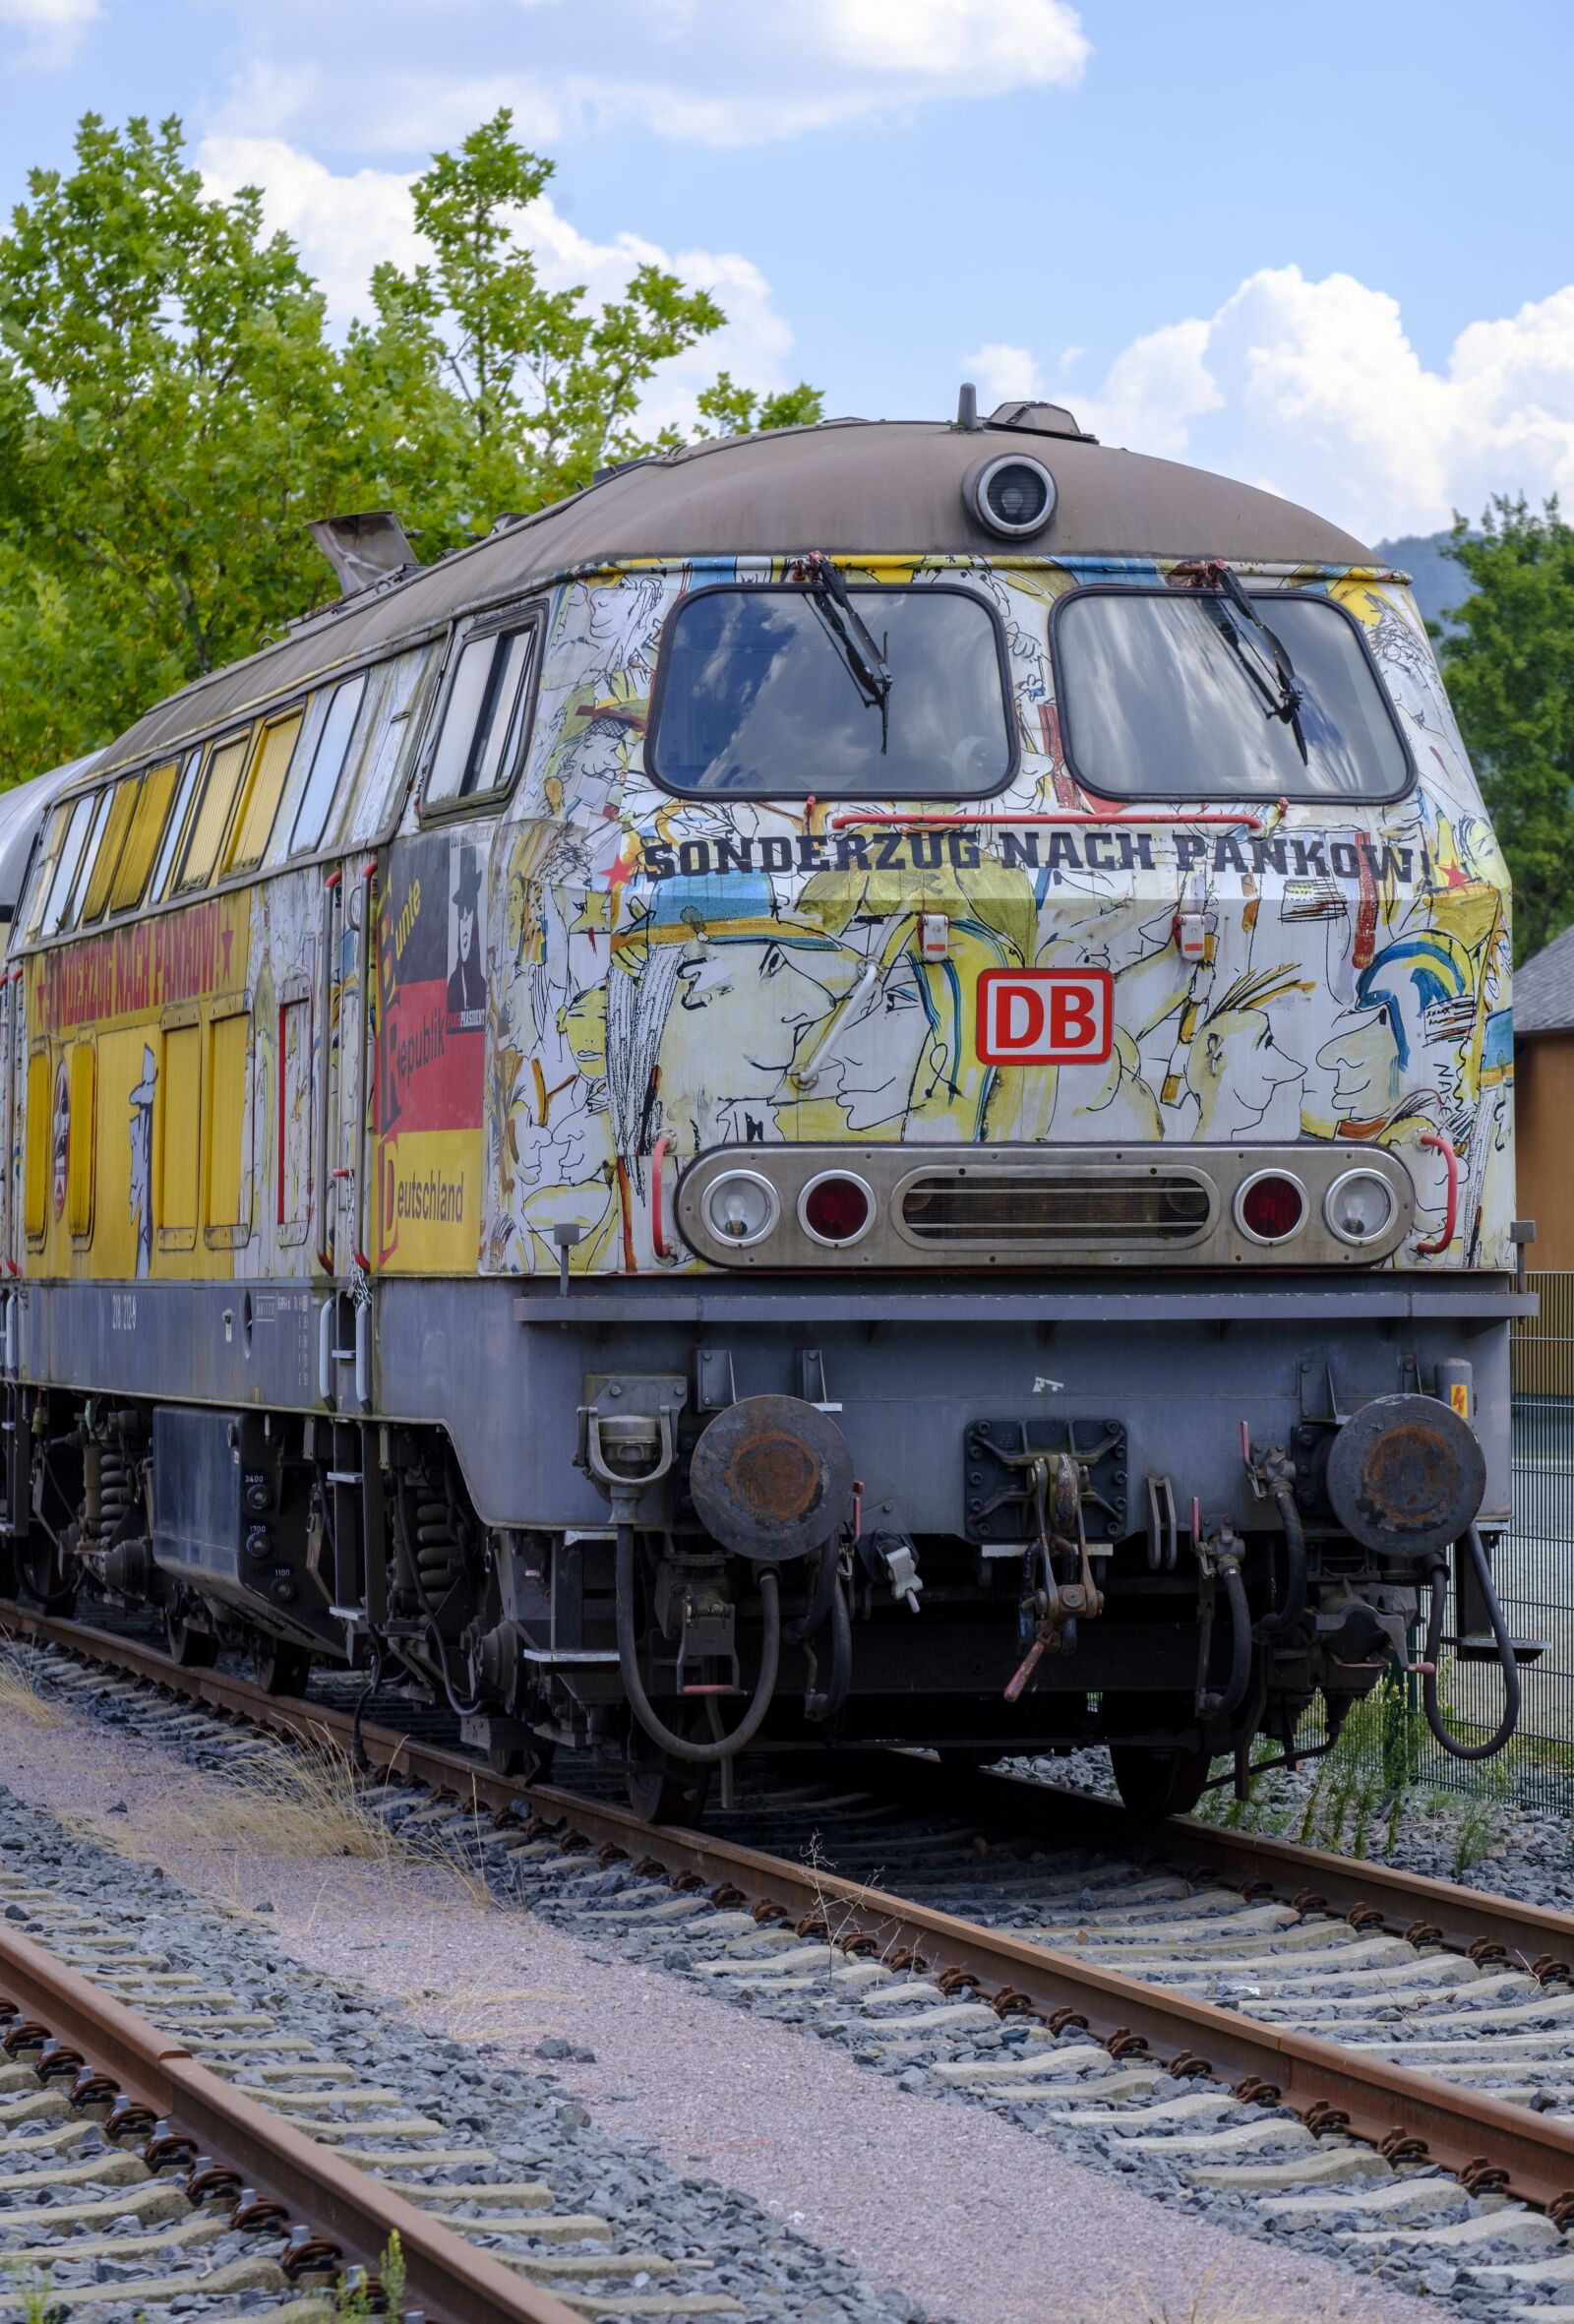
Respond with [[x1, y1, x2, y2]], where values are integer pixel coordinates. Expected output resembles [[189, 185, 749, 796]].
[[1194, 559, 1307, 764], [802, 551, 892, 752]]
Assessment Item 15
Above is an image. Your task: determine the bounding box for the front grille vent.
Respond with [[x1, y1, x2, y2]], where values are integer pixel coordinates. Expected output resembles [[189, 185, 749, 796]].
[[897, 1167, 1213, 1247]]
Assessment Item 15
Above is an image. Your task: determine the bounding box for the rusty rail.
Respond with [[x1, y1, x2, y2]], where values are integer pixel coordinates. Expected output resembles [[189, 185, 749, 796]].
[[9, 1602, 1574, 2225], [0, 1915, 581, 2324]]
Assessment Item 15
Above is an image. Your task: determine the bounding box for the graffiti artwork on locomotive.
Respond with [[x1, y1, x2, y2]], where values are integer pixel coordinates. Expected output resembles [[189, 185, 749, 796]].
[[0, 397, 1527, 1817]]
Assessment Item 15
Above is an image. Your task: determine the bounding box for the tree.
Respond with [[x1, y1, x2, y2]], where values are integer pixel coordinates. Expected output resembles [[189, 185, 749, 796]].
[[1440, 498, 1574, 964], [0, 108, 821, 787]]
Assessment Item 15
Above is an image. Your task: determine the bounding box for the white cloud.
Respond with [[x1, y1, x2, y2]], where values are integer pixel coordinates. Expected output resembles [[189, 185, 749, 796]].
[[961, 343, 1046, 410], [211, 0, 1086, 151], [0, 0, 97, 67], [1062, 266, 1574, 540], [815, 0, 1087, 86], [197, 136, 801, 434]]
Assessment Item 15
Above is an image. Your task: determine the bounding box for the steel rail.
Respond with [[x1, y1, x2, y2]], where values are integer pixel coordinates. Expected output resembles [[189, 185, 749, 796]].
[[855, 1751, 1574, 1980], [0, 1915, 581, 2324], [11, 1602, 1574, 2224]]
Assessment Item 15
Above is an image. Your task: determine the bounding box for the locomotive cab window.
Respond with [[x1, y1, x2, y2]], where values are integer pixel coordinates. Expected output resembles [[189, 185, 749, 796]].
[[423, 617, 542, 810], [1050, 586, 1413, 802], [647, 581, 1015, 798]]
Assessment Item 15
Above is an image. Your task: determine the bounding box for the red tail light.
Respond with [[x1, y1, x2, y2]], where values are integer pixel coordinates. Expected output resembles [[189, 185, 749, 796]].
[[1237, 1172, 1305, 1243], [801, 1173, 873, 1247]]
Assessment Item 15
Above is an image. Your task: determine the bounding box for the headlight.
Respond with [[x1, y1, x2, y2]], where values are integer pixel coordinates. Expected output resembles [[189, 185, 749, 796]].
[[1324, 1168, 1396, 1247], [702, 1169, 779, 1248]]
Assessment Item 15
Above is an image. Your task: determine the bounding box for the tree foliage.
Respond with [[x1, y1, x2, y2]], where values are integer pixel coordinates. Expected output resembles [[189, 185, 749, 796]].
[[1441, 497, 1574, 964], [0, 108, 820, 787]]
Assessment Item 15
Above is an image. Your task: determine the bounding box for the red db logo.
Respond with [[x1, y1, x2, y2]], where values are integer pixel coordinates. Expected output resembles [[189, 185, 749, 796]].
[[977, 969, 1114, 1065]]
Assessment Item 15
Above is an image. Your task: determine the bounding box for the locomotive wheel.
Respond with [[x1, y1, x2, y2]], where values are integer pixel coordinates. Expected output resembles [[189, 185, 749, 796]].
[[254, 1639, 312, 1698], [1109, 1738, 1210, 1820], [164, 1607, 218, 1668], [625, 1722, 712, 1826]]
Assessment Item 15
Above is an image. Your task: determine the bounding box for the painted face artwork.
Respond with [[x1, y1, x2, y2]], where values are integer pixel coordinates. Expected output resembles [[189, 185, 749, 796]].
[[455, 555, 1512, 1277]]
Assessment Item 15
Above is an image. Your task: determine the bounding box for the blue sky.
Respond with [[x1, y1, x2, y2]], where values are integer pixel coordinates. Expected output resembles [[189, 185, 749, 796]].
[[2, 0, 1571, 541]]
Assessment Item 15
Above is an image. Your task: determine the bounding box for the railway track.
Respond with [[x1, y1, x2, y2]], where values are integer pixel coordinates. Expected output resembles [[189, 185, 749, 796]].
[[0, 1891, 595, 2323], [9, 1599, 1574, 2314]]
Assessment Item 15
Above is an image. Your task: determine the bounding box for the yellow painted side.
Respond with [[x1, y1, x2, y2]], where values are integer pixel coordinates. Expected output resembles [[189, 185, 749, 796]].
[[66, 1041, 94, 1240], [176, 735, 248, 894], [227, 712, 301, 875], [204, 1009, 250, 1239], [111, 759, 177, 913], [24, 1048, 49, 1239], [158, 1022, 201, 1249]]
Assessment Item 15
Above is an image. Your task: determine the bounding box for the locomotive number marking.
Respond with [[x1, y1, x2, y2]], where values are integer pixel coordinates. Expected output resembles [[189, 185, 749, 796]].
[[976, 969, 1114, 1066], [110, 1293, 138, 1332]]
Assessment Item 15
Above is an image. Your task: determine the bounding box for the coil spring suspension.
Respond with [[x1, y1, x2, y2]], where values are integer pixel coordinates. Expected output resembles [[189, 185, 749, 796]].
[[411, 1480, 462, 1596], [94, 1440, 135, 1548]]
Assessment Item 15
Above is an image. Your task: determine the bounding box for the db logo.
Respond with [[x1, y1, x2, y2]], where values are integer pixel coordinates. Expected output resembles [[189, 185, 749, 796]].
[[976, 969, 1114, 1065]]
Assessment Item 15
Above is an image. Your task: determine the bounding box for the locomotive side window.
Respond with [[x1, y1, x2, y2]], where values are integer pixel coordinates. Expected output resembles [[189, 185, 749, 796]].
[[80, 776, 141, 925], [56, 788, 114, 935], [1050, 587, 1413, 802], [37, 794, 96, 939], [647, 583, 1015, 798], [20, 805, 70, 941], [346, 649, 431, 844], [111, 758, 179, 912], [424, 620, 541, 809], [290, 676, 367, 856], [151, 749, 205, 902], [156, 1019, 201, 1250], [227, 711, 303, 876], [174, 731, 251, 894]]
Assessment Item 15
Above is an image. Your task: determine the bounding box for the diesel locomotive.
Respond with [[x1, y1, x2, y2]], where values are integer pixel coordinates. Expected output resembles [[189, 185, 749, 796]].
[[0, 394, 1528, 1818]]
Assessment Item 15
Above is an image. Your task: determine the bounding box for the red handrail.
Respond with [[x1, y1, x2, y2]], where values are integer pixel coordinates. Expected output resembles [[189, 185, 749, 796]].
[[650, 1133, 672, 1260], [1415, 1131, 1460, 1257]]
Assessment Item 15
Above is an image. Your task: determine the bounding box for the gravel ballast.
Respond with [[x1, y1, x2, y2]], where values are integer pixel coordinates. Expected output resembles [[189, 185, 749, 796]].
[[0, 1645, 1466, 2324]]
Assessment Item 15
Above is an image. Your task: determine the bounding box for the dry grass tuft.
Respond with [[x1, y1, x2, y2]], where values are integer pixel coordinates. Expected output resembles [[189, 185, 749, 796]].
[[95, 1725, 495, 1908], [0, 1643, 63, 1730]]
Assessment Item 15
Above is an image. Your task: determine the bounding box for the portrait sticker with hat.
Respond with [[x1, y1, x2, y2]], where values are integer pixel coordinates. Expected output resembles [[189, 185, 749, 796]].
[[447, 837, 487, 1028]]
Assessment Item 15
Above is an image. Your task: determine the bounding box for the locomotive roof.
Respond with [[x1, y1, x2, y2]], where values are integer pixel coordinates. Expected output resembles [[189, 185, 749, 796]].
[[94, 415, 1377, 779]]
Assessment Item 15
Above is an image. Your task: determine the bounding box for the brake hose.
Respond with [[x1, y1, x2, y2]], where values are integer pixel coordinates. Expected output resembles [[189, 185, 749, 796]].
[[1256, 1486, 1307, 1641], [1198, 1560, 1251, 1720], [783, 1539, 838, 1645], [1422, 1525, 1521, 1759], [805, 1573, 852, 1723], [616, 1524, 782, 1763]]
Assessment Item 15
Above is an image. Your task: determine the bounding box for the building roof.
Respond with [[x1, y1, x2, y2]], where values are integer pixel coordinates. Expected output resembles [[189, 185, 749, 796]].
[[1516, 921, 1574, 1035], [91, 414, 1378, 781]]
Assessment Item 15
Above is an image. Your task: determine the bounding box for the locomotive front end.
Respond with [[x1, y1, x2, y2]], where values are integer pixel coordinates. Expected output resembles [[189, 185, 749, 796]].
[[478, 402, 1520, 1816]]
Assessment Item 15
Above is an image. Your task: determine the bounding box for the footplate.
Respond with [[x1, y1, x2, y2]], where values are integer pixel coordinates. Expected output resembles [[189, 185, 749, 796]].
[[963, 1419, 1128, 1547]]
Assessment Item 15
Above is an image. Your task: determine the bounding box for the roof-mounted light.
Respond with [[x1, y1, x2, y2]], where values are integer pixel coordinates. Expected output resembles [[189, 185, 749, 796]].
[[965, 453, 1058, 540]]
